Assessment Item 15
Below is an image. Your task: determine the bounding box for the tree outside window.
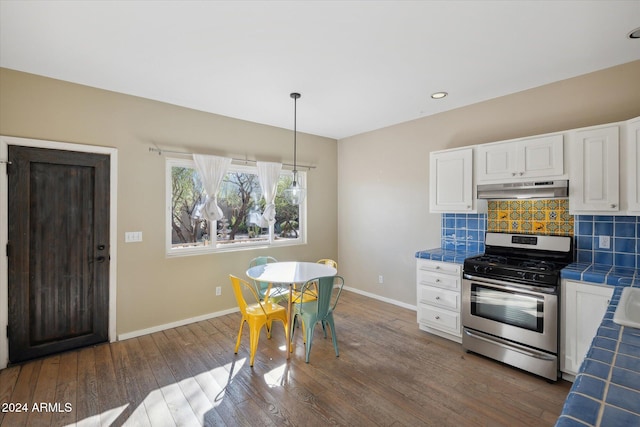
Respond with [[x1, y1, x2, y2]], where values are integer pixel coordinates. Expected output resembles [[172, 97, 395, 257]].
[[167, 159, 304, 255]]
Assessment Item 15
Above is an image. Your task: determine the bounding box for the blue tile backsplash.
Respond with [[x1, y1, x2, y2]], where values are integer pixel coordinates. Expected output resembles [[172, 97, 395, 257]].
[[442, 213, 640, 269], [575, 215, 640, 269], [441, 213, 486, 253]]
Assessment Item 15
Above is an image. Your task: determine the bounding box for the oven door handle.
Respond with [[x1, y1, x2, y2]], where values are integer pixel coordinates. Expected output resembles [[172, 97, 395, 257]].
[[463, 273, 557, 295], [463, 328, 556, 361]]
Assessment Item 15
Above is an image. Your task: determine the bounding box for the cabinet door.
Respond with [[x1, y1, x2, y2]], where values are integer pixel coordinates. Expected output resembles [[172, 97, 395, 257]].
[[570, 126, 619, 213], [562, 280, 613, 376], [476, 143, 518, 181], [519, 134, 564, 178], [627, 118, 640, 212], [429, 148, 473, 212]]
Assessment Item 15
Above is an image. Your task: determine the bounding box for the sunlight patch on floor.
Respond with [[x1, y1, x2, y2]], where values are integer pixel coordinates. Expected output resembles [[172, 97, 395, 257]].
[[73, 403, 129, 426], [74, 359, 247, 425], [264, 362, 288, 387]]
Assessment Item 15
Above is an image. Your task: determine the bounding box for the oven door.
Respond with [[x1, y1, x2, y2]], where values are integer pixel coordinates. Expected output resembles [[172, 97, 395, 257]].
[[462, 275, 558, 353]]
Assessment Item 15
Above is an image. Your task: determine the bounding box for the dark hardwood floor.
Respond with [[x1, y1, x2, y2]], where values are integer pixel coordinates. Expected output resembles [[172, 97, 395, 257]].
[[0, 291, 571, 426]]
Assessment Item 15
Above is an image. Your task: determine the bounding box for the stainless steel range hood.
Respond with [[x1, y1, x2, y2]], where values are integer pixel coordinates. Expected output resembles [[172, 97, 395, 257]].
[[477, 180, 568, 199]]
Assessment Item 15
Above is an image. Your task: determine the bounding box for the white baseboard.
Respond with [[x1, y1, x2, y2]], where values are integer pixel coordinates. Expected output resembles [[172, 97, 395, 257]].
[[117, 307, 239, 341], [343, 286, 416, 311], [117, 289, 415, 342]]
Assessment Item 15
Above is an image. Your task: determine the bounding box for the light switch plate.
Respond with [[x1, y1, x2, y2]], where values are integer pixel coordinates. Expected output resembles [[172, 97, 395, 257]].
[[125, 231, 143, 243]]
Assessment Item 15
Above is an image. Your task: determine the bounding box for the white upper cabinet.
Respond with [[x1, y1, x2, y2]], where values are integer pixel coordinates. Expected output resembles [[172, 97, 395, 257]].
[[429, 148, 474, 212], [569, 125, 619, 213], [626, 117, 640, 212], [476, 134, 564, 182]]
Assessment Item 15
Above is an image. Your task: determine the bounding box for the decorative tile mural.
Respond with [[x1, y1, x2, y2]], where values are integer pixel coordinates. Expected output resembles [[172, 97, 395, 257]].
[[487, 199, 573, 236], [440, 204, 640, 269]]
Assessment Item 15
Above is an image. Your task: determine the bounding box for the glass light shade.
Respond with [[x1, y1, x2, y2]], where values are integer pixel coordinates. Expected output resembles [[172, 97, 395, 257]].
[[284, 181, 306, 205]]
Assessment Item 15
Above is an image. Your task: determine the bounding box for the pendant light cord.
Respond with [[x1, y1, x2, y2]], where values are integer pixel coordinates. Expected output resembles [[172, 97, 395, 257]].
[[290, 92, 301, 181]]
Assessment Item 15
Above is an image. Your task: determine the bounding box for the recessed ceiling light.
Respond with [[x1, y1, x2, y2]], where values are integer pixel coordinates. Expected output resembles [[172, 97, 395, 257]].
[[629, 27, 640, 39], [431, 92, 448, 99]]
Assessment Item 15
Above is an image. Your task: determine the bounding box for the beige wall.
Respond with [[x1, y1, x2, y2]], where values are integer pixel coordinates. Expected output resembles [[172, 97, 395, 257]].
[[338, 60, 640, 306], [0, 68, 338, 336], [3, 60, 640, 335]]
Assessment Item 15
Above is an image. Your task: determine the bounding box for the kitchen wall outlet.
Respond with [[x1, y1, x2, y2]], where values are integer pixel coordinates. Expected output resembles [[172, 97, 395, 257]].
[[215, 286, 222, 296], [125, 231, 143, 243], [598, 235, 611, 249], [378, 275, 384, 284]]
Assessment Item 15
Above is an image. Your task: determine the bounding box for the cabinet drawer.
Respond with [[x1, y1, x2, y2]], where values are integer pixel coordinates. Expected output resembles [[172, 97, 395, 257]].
[[417, 286, 459, 310], [418, 304, 460, 334], [417, 270, 460, 291], [416, 259, 461, 276]]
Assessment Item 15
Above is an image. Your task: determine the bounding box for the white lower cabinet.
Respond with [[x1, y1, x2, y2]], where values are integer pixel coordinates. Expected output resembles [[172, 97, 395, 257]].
[[416, 259, 462, 342], [561, 280, 613, 377]]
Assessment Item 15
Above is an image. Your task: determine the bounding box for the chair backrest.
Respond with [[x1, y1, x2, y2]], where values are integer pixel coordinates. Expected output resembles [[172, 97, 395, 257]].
[[229, 275, 267, 317], [317, 259, 338, 269], [249, 256, 278, 268], [300, 276, 344, 318], [248, 256, 278, 296]]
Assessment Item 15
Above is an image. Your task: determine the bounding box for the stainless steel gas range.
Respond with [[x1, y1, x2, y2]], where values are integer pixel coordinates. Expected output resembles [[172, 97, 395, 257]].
[[462, 232, 573, 381]]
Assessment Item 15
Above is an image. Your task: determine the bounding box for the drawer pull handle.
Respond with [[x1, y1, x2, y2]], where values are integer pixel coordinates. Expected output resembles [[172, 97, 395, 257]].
[[435, 316, 440, 320], [435, 296, 440, 300], [435, 279, 440, 282]]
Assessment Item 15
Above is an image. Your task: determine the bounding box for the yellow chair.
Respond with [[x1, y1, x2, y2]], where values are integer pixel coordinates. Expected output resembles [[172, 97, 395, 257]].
[[317, 259, 338, 269], [229, 275, 289, 367], [290, 259, 338, 304]]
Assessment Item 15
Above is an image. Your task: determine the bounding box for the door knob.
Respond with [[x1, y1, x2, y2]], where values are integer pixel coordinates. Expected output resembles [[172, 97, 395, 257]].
[[97, 244, 106, 250]]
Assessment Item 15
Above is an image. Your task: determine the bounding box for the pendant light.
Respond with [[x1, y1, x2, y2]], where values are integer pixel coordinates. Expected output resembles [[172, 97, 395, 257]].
[[284, 92, 306, 205]]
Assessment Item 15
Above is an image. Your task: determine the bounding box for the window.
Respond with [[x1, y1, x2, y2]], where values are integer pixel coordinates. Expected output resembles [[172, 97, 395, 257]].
[[166, 158, 306, 256]]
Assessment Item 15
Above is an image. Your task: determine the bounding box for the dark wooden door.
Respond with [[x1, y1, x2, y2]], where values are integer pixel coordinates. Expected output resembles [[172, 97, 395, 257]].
[[7, 146, 110, 363]]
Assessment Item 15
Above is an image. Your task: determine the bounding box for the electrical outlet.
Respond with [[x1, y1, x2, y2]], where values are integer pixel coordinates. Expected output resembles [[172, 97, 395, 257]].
[[598, 235, 611, 249], [378, 275, 384, 284], [215, 286, 222, 296]]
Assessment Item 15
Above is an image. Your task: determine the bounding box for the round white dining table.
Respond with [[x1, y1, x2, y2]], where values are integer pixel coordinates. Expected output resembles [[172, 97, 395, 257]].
[[246, 261, 337, 359], [246, 261, 337, 285]]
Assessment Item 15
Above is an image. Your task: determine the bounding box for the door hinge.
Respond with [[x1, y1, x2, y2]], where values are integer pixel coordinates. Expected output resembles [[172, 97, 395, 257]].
[[5, 242, 9, 258], [6, 325, 8, 338]]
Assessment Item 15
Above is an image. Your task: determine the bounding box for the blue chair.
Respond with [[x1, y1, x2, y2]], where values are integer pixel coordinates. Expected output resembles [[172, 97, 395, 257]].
[[248, 256, 287, 302], [290, 275, 344, 363]]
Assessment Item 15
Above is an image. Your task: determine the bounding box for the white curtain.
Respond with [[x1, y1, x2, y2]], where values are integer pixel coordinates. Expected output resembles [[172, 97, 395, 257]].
[[193, 154, 232, 222], [256, 161, 282, 228]]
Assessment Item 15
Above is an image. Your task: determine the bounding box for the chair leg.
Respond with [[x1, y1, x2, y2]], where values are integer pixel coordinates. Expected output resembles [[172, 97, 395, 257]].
[[289, 314, 297, 353], [326, 316, 339, 357], [249, 324, 264, 367], [304, 321, 314, 363], [282, 318, 290, 355], [235, 319, 244, 354], [266, 320, 273, 339]]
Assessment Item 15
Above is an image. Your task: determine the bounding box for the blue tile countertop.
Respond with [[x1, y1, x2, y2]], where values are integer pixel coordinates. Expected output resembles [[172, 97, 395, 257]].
[[414, 248, 482, 264], [556, 263, 640, 427]]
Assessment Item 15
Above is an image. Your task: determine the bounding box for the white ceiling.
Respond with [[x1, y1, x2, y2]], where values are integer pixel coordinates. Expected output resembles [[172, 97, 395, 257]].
[[1, 1, 639, 140]]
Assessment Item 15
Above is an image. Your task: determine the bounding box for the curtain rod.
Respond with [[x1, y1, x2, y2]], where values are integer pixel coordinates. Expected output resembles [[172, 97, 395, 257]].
[[148, 147, 315, 170]]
